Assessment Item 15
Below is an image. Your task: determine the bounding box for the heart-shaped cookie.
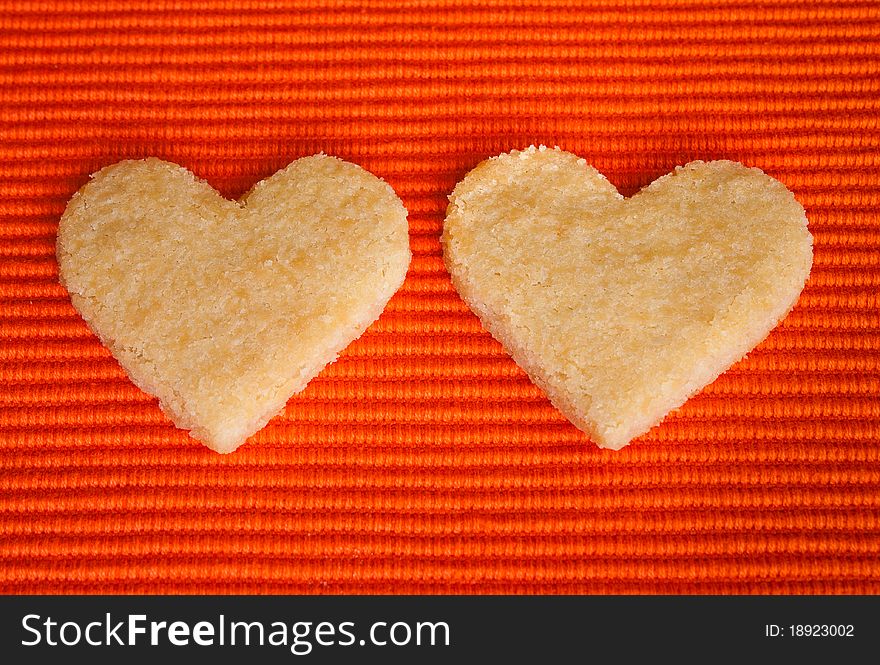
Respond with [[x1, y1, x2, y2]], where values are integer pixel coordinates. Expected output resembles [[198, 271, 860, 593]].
[[442, 146, 812, 449], [57, 156, 411, 453]]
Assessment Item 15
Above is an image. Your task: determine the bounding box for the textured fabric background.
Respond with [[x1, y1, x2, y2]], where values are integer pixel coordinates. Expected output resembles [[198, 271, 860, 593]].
[[0, 0, 878, 594]]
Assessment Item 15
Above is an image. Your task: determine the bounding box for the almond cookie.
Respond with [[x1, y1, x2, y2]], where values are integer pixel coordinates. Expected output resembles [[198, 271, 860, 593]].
[[443, 146, 812, 449], [58, 156, 411, 453]]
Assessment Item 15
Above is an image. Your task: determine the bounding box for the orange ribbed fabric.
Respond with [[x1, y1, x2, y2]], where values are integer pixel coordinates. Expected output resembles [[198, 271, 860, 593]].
[[1, 0, 878, 594]]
